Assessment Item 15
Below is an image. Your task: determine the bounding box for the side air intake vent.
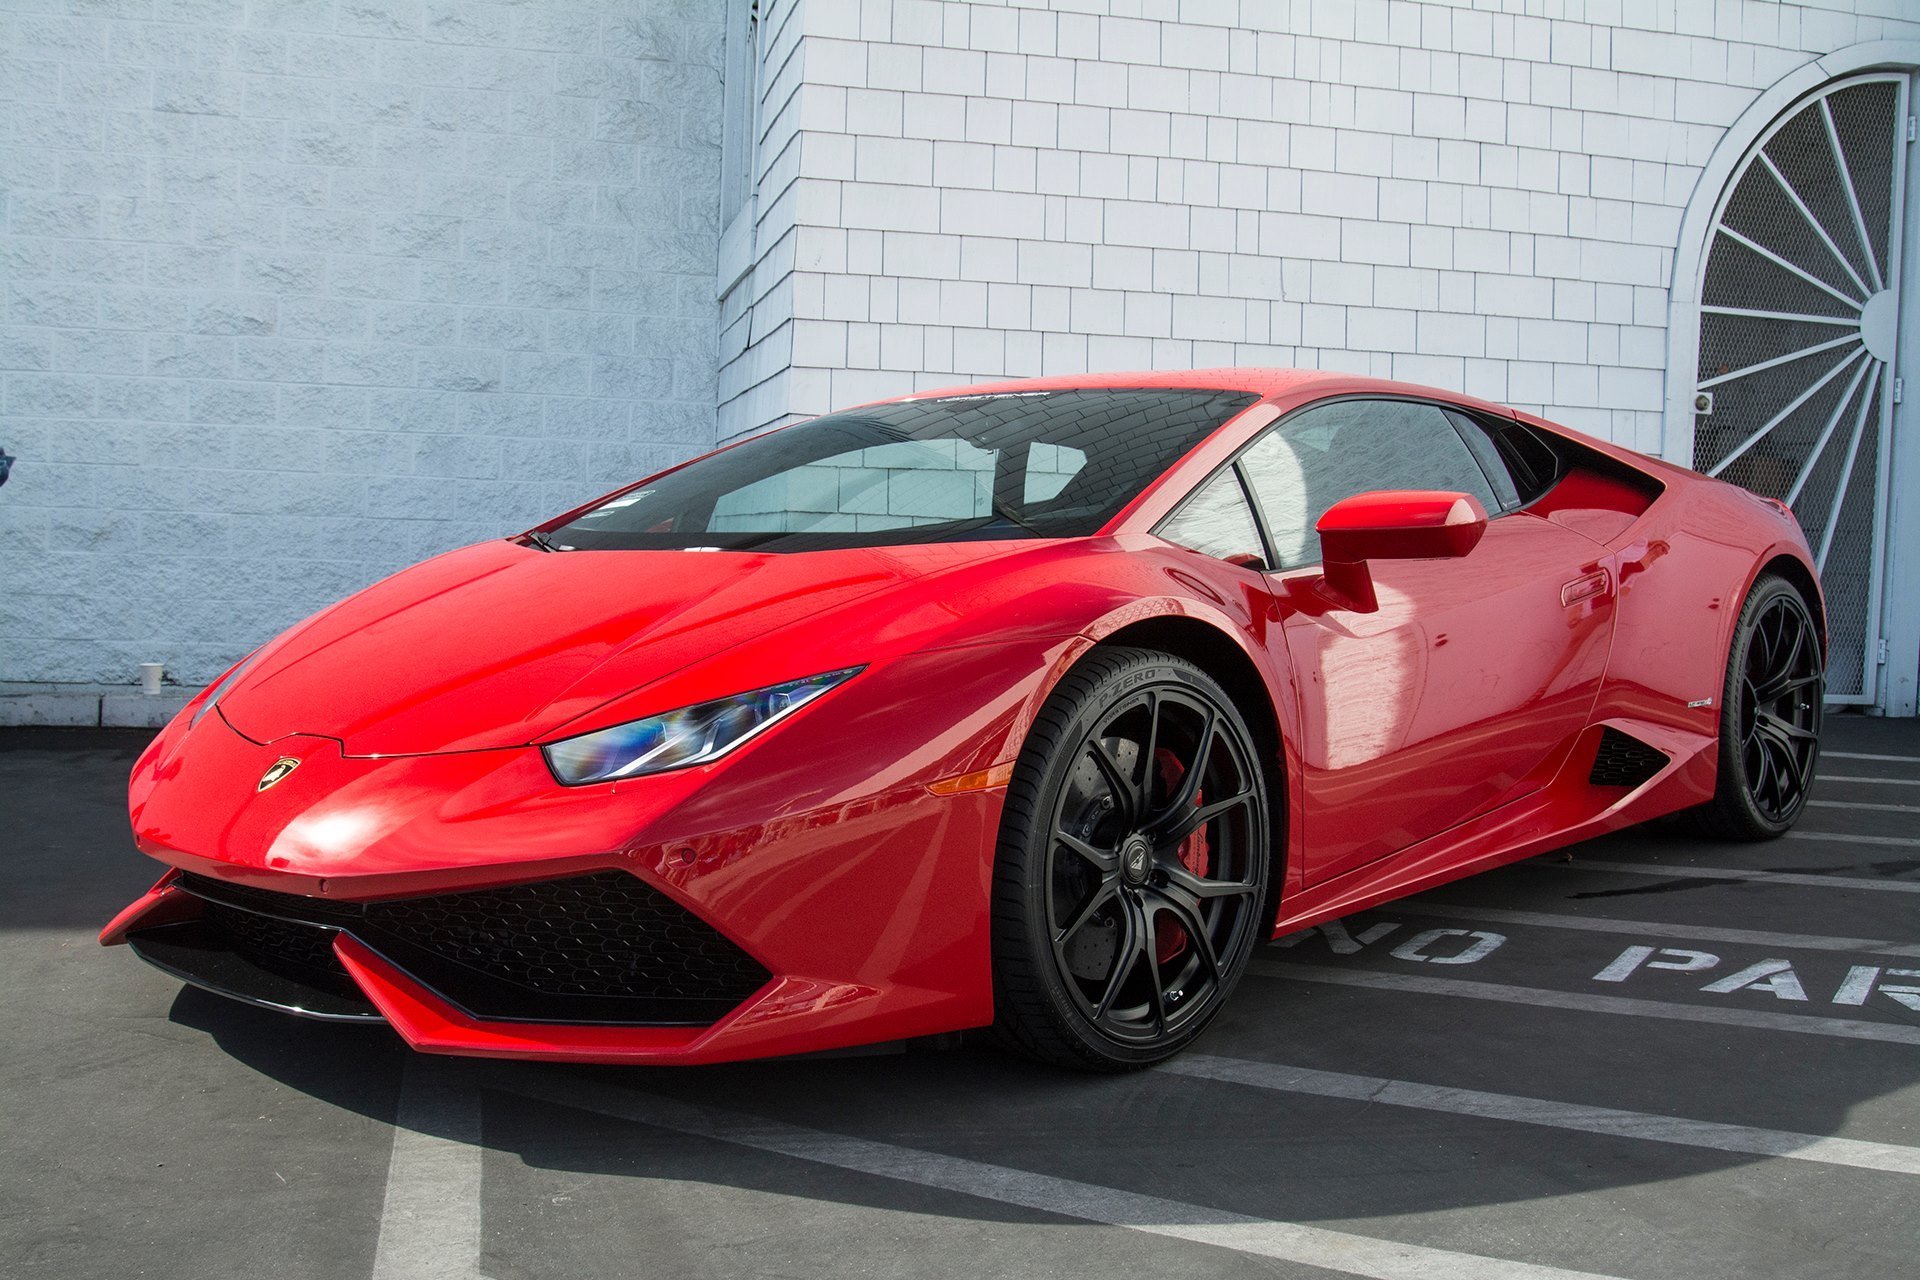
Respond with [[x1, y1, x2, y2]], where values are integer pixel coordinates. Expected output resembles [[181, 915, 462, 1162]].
[[1589, 727, 1669, 788]]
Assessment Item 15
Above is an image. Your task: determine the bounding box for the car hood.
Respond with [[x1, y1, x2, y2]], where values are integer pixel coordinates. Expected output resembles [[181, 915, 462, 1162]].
[[216, 539, 1000, 756]]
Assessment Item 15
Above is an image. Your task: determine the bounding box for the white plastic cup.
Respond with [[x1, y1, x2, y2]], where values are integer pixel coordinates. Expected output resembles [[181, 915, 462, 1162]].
[[139, 663, 164, 696]]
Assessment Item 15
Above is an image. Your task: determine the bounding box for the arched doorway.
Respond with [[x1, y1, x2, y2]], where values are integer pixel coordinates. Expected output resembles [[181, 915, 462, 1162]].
[[1687, 73, 1911, 705]]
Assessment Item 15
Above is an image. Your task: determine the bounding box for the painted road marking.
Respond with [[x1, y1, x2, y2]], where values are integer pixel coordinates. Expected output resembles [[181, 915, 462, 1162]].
[[1280, 922, 1920, 1008], [1553, 859, 1920, 892], [1276, 921, 1510, 963], [1592, 951, 1920, 1010], [1391, 902, 1920, 959], [1822, 751, 1920, 763], [1387, 927, 1506, 964], [1835, 966, 1920, 1011], [1593, 957, 1919, 1011], [1819, 774, 1920, 786], [494, 1069, 1633, 1280], [1808, 798, 1920, 813], [372, 1060, 484, 1280], [1700, 959, 1809, 998], [1594, 944, 1734, 980], [1279, 920, 1400, 954], [1161, 1054, 1920, 1176], [1784, 830, 1919, 848], [1250, 961, 1920, 1045]]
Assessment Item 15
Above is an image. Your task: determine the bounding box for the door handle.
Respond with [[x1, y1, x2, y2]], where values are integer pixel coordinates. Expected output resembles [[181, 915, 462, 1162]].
[[1561, 569, 1611, 608]]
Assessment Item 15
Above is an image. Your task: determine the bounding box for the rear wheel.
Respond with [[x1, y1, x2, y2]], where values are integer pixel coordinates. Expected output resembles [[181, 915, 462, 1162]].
[[991, 647, 1271, 1071], [1690, 575, 1823, 840]]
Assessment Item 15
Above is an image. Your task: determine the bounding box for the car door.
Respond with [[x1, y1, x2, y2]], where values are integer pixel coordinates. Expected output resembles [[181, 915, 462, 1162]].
[[1239, 397, 1616, 885]]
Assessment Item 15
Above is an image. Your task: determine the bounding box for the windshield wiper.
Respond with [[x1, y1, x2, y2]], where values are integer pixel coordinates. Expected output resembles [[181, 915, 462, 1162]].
[[525, 530, 559, 552]]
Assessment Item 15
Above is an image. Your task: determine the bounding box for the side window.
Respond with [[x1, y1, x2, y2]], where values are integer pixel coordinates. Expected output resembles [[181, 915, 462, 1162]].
[[1159, 468, 1266, 565], [1445, 409, 1520, 510], [1458, 412, 1561, 506], [1239, 400, 1502, 570]]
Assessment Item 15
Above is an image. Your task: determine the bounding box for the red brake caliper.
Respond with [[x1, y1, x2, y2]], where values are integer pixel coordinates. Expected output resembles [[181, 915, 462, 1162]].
[[1152, 747, 1208, 965]]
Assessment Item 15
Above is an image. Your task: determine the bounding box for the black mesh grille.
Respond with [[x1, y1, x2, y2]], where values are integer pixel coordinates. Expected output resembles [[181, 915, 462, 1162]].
[[166, 870, 769, 1025], [1589, 728, 1669, 788], [363, 875, 772, 1013]]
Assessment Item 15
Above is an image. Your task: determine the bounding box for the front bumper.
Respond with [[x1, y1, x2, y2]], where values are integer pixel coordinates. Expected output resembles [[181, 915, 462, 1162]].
[[105, 866, 961, 1062], [103, 641, 1052, 1063]]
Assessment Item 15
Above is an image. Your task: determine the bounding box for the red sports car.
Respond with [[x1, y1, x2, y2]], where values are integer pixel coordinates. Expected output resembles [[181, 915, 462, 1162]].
[[103, 369, 1826, 1070]]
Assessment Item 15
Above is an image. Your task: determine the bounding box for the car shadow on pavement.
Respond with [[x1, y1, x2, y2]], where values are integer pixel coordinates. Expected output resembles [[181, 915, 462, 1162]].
[[166, 955, 1920, 1257]]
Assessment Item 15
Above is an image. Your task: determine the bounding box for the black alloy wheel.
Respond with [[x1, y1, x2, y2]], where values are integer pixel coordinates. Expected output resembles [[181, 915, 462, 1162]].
[[993, 647, 1272, 1070], [1693, 575, 1824, 839]]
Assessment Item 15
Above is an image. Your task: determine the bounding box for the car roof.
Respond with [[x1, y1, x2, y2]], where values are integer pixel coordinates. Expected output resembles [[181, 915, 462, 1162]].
[[874, 367, 1444, 405]]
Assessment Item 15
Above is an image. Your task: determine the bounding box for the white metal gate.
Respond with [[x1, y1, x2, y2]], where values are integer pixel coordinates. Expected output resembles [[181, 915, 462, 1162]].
[[1690, 74, 1910, 703]]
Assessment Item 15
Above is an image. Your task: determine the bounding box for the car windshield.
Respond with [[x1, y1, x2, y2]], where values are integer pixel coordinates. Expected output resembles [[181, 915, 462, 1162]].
[[547, 387, 1259, 552]]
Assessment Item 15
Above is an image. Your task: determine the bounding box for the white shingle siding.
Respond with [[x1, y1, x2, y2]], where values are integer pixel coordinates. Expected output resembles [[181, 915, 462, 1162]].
[[8, 0, 1920, 697], [727, 0, 1918, 456], [2, 0, 722, 685]]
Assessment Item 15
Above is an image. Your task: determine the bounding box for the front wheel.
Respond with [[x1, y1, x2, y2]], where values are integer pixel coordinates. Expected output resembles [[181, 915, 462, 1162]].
[[991, 647, 1272, 1071], [1690, 574, 1824, 840]]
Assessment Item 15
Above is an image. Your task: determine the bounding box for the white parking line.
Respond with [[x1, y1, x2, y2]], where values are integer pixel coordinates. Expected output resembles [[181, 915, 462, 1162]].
[[1161, 1054, 1920, 1176], [1785, 830, 1920, 848], [1809, 799, 1920, 813], [1390, 901, 1920, 958], [1822, 751, 1920, 763], [1250, 961, 1920, 1045], [1555, 859, 1920, 893], [1819, 774, 1920, 786], [496, 1070, 1631, 1280], [372, 1060, 484, 1280]]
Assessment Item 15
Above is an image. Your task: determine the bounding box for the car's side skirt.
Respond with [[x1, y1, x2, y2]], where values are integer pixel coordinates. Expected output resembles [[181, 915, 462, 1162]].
[[1270, 717, 1716, 939]]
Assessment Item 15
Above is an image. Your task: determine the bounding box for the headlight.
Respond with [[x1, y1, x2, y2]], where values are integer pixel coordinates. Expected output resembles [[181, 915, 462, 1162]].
[[190, 648, 263, 728], [541, 667, 864, 786]]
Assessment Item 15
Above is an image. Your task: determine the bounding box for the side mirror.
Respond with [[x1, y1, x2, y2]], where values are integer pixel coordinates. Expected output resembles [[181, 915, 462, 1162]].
[[1314, 490, 1488, 612]]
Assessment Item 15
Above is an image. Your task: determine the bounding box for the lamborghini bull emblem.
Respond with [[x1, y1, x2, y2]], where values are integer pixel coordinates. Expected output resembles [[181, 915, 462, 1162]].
[[256, 757, 301, 792]]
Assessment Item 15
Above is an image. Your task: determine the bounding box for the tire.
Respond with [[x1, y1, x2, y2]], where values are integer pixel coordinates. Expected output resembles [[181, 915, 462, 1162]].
[[991, 646, 1272, 1071], [1688, 574, 1824, 840]]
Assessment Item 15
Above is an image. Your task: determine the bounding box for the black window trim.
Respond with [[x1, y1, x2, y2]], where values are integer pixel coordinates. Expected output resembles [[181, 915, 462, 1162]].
[[1234, 460, 1280, 570], [1151, 391, 1563, 575]]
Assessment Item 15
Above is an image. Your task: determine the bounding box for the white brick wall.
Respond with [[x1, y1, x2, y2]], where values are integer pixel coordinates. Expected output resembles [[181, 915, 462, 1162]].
[[715, 0, 808, 440], [721, 0, 1919, 451], [9, 0, 1920, 692], [1, 0, 722, 685]]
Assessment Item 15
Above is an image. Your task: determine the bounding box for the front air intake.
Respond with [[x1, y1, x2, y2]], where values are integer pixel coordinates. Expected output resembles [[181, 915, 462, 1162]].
[[1589, 727, 1669, 788], [143, 871, 771, 1026]]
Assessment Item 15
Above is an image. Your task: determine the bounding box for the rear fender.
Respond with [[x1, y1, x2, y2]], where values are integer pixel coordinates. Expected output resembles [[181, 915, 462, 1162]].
[[1596, 475, 1819, 739]]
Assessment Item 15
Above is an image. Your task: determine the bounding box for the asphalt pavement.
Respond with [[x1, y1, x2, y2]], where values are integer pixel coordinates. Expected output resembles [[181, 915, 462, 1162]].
[[3, 717, 1916, 1280]]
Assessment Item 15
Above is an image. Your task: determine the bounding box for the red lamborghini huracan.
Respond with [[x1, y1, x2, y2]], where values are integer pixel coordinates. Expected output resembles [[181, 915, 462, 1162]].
[[103, 369, 1826, 1070]]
